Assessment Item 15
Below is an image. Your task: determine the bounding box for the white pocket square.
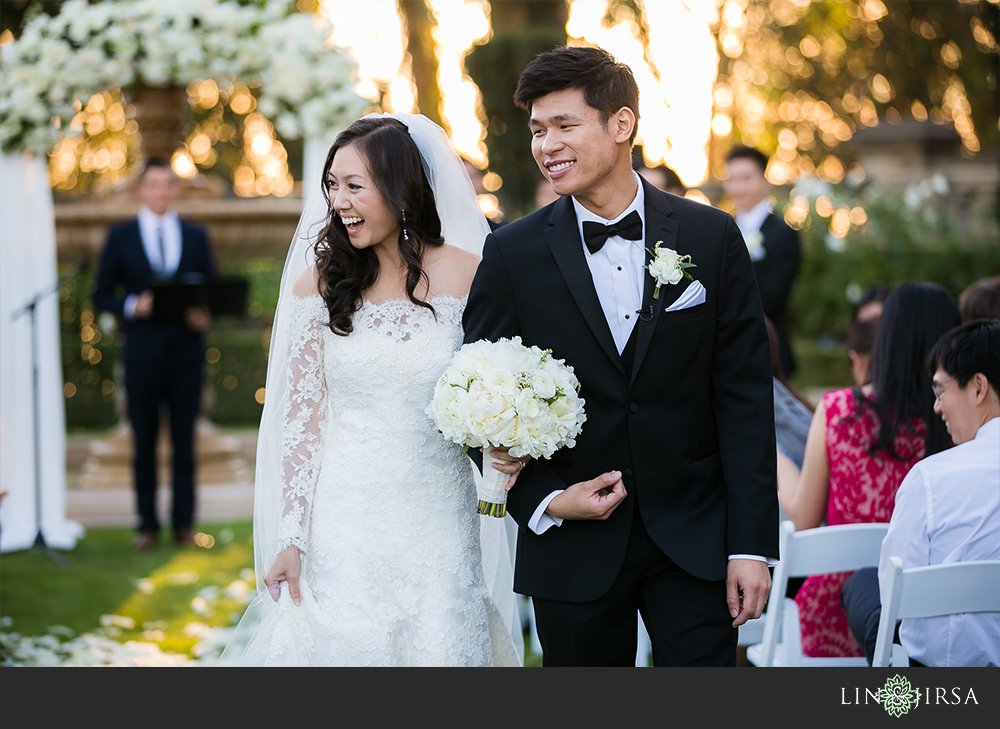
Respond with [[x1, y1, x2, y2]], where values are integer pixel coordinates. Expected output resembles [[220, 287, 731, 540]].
[[664, 280, 706, 312]]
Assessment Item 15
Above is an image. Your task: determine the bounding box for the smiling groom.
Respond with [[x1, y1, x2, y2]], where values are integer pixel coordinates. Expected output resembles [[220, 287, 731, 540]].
[[463, 46, 779, 666]]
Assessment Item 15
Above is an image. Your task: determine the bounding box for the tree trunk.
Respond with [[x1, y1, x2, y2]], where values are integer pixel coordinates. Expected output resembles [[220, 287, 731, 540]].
[[466, 1, 568, 217], [399, 0, 444, 126]]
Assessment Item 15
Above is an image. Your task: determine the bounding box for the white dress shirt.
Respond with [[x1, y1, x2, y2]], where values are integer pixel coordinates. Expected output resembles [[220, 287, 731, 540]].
[[124, 206, 183, 320], [878, 416, 1000, 667], [525, 174, 770, 566]]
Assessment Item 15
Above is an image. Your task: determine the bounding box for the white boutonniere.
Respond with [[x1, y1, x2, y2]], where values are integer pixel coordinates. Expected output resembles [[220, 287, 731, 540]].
[[744, 230, 766, 261], [645, 242, 696, 300]]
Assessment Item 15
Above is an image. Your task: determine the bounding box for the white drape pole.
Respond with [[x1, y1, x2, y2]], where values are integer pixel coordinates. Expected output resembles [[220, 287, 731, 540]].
[[0, 152, 84, 552]]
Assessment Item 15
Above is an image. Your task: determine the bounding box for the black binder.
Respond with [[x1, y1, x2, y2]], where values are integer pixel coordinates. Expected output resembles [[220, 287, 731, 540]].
[[151, 275, 249, 323]]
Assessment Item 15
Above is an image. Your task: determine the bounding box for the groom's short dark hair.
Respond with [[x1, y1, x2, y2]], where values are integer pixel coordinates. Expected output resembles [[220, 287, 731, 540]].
[[514, 45, 640, 144]]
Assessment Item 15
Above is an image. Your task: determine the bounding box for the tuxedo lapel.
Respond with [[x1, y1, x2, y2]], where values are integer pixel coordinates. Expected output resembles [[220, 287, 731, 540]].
[[544, 197, 627, 378], [631, 181, 683, 382]]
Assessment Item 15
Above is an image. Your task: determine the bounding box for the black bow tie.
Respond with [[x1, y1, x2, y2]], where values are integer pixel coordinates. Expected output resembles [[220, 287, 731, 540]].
[[582, 210, 643, 254]]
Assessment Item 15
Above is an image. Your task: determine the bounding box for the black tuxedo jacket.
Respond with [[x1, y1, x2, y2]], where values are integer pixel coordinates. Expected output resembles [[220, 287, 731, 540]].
[[463, 178, 779, 603], [93, 217, 217, 366], [754, 213, 801, 374]]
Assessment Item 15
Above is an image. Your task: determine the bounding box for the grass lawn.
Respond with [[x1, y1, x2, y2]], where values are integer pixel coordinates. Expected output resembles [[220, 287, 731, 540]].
[[1, 518, 543, 666], [1, 520, 255, 660]]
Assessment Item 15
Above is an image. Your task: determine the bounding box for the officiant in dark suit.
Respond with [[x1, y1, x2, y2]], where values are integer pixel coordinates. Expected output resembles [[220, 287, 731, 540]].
[[463, 46, 779, 666], [93, 158, 217, 550], [723, 145, 801, 376]]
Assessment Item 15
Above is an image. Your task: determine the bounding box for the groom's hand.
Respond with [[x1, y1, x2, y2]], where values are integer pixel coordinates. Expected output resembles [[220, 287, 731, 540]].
[[726, 559, 771, 627], [546, 471, 626, 520]]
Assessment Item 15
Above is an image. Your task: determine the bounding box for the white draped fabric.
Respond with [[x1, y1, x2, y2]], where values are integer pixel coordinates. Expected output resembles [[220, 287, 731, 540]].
[[0, 153, 83, 552]]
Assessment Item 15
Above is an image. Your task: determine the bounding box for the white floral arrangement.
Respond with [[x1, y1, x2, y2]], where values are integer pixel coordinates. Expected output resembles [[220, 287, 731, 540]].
[[0, 0, 369, 155], [426, 336, 586, 518]]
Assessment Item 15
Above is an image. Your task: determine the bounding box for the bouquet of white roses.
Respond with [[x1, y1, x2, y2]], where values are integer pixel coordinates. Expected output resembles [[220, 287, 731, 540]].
[[426, 337, 586, 517]]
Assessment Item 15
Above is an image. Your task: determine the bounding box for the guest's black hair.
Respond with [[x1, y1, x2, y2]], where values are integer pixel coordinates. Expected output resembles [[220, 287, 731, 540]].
[[926, 319, 1000, 396], [856, 281, 961, 458], [514, 45, 640, 144], [725, 145, 768, 176]]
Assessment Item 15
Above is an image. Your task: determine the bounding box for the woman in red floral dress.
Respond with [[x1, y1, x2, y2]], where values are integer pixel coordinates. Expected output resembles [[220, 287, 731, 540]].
[[777, 282, 960, 657]]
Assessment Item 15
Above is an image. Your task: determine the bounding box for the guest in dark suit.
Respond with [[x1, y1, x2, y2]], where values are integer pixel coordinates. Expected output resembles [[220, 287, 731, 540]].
[[93, 158, 217, 550], [724, 145, 801, 376], [463, 46, 778, 666]]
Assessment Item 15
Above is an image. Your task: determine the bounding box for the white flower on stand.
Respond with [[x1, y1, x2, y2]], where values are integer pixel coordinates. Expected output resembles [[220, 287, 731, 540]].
[[0, 0, 368, 156], [426, 337, 587, 517]]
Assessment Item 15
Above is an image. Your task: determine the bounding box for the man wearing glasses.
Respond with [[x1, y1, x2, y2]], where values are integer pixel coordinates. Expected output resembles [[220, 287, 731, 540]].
[[841, 318, 1000, 666]]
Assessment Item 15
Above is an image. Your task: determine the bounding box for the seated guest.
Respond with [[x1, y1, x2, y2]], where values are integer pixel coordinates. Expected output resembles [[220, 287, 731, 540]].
[[776, 282, 960, 658], [844, 284, 890, 388], [853, 284, 892, 323], [766, 315, 813, 469], [959, 276, 1000, 322], [846, 317, 878, 387], [842, 319, 1000, 666]]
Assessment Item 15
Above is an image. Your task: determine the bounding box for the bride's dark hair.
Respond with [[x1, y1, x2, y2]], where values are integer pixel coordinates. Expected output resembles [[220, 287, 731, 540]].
[[315, 116, 444, 335]]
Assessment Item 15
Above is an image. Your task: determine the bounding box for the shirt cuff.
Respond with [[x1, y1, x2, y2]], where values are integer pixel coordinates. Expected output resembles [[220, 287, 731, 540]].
[[123, 294, 139, 321], [528, 490, 565, 534], [729, 553, 779, 567]]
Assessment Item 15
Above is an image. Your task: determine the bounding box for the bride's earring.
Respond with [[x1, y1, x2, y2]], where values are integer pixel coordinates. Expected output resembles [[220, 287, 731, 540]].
[[401, 209, 409, 242]]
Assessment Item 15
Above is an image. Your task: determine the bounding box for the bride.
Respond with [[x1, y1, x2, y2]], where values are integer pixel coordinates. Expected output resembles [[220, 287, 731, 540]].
[[219, 114, 523, 666]]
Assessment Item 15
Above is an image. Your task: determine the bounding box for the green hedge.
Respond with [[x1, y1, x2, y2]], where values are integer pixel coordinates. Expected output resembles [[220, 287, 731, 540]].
[[60, 258, 283, 430], [784, 187, 999, 341]]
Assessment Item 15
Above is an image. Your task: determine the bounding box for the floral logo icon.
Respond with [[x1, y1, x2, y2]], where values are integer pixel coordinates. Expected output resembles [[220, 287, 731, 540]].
[[880, 674, 919, 717]]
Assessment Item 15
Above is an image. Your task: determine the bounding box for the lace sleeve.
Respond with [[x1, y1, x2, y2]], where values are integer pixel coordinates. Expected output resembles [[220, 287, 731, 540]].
[[276, 295, 329, 555]]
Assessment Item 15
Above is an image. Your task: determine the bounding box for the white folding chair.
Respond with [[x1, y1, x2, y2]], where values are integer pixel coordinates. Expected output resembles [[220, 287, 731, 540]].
[[872, 557, 1000, 667], [746, 520, 889, 667], [636, 615, 652, 666]]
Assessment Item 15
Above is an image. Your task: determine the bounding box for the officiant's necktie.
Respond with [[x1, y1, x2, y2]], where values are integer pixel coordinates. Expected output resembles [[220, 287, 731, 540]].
[[157, 224, 168, 275], [582, 210, 642, 254]]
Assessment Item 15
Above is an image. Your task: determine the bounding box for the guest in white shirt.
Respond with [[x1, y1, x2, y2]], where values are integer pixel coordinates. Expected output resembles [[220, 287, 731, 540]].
[[842, 318, 1000, 666]]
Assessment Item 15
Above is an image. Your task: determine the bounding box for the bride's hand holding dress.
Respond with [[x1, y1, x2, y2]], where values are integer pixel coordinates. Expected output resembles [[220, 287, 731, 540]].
[[264, 546, 302, 606]]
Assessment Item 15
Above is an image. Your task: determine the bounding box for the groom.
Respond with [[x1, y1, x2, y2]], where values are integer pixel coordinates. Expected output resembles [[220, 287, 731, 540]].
[[463, 46, 779, 666]]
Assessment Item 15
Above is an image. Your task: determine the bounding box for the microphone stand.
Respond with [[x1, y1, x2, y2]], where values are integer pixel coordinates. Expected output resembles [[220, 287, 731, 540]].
[[9, 261, 88, 565]]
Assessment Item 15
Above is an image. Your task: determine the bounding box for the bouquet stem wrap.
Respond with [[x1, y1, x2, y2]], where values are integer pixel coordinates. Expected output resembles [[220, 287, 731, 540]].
[[478, 451, 508, 518]]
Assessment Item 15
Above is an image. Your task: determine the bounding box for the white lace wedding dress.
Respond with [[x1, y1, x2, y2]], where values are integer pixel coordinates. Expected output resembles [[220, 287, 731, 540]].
[[234, 292, 519, 667]]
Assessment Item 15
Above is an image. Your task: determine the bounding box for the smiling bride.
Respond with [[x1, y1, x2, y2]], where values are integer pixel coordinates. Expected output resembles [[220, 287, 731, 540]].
[[219, 114, 522, 667]]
